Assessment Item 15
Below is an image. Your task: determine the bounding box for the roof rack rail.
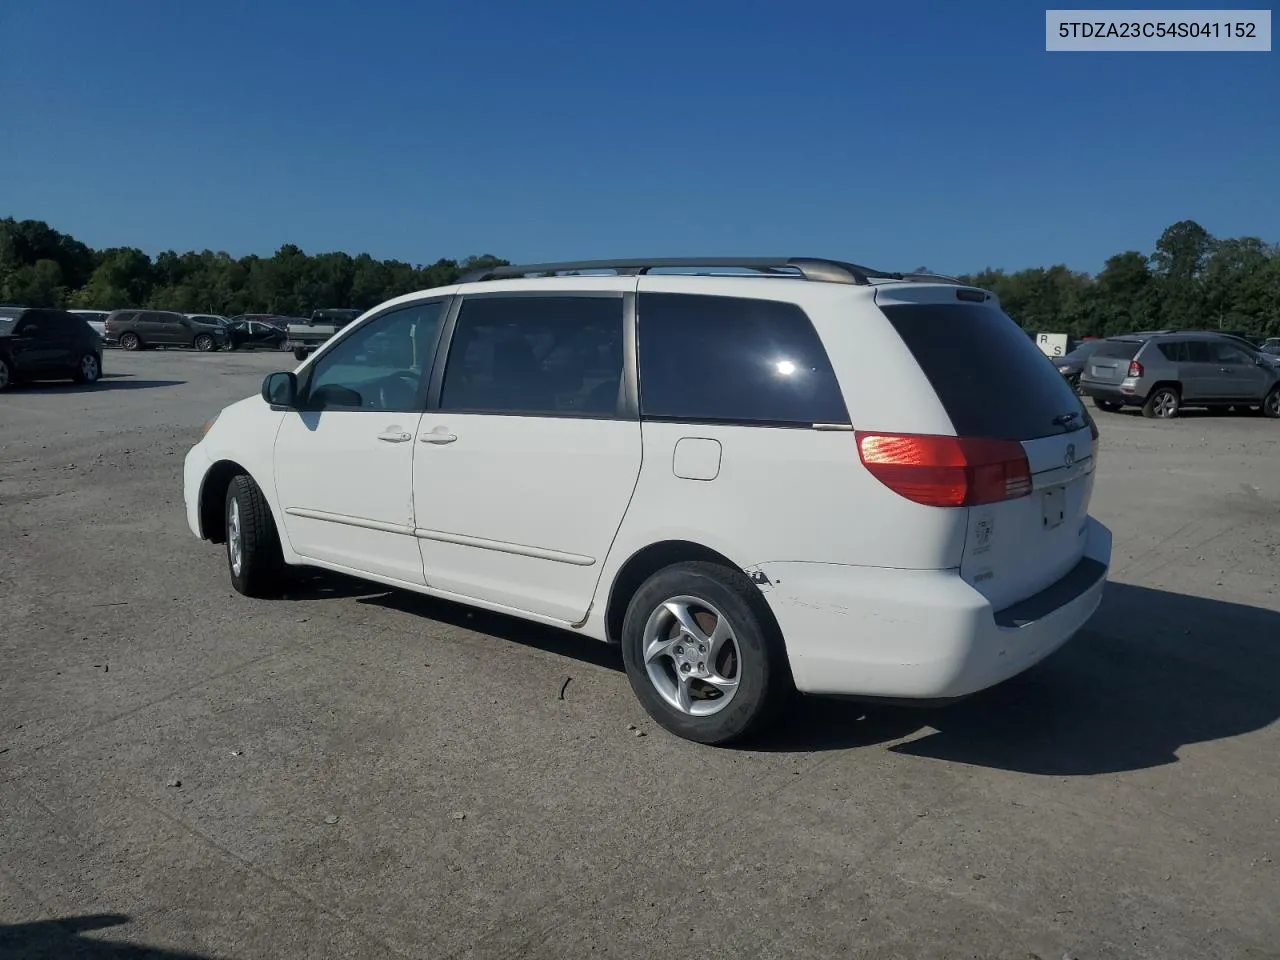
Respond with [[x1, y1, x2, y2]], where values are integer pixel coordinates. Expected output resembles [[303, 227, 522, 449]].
[[458, 257, 889, 286]]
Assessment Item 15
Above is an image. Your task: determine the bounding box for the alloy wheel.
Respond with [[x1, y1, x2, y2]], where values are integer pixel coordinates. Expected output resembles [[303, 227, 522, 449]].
[[228, 498, 243, 576], [641, 597, 741, 717]]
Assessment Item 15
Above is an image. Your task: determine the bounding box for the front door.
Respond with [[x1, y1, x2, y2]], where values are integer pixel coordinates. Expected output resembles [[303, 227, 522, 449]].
[[1208, 341, 1270, 401], [413, 287, 642, 623], [11, 311, 65, 376], [272, 299, 448, 585]]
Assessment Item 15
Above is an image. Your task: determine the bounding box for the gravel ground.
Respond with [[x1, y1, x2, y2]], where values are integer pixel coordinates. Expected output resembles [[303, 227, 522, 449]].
[[1, 351, 1278, 960]]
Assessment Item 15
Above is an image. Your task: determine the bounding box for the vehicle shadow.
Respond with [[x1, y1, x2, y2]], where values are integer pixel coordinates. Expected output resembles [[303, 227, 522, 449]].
[[0, 914, 214, 959], [13, 375, 185, 393], [756, 582, 1280, 774], [284, 570, 624, 673], [280, 572, 1279, 774]]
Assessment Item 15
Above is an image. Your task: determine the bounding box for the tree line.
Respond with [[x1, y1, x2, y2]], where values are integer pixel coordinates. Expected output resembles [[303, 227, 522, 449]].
[[2, 217, 1277, 338]]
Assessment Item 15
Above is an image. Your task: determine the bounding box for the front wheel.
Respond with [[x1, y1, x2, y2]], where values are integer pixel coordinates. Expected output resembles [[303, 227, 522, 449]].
[[620, 562, 791, 745], [225, 475, 286, 598], [1142, 386, 1180, 419], [119, 332, 141, 351], [73, 353, 101, 384], [194, 334, 216, 352], [1264, 386, 1280, 419]]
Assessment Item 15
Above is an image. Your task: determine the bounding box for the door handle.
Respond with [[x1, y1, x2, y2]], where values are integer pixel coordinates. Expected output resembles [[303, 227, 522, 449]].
[[377, 430, 412, 443], [419, 430, 457, 444]]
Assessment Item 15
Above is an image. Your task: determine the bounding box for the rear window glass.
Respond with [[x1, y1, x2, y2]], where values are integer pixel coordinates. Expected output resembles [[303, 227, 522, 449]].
[[637, 293, 848, 425], [1093, 340, 1142, 359], [879, 302, 1086, 440]]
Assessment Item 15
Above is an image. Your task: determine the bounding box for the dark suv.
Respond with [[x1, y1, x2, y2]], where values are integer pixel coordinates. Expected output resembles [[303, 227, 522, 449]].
[[0, 307, 104, 391], [105, 310, 227, 352]]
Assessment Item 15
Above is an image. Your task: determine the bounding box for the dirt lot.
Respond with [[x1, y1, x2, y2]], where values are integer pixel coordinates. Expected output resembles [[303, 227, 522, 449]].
[[2, 350, 1278, 960]]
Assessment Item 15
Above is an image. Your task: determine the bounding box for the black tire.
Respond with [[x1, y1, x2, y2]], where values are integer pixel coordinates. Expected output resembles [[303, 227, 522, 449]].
[[194, 333, 216, 352], [620, 561, 791, 745], [0, 356, 12, 392], [293, 346, 308, 361], [1264, 386, 1280, 419], [225, 474, 286, 598], [1142, 386, 1180, 419], [72, 352, 101, 384], [1093, 398, 1122, 412], [119, 331, 141, 351]]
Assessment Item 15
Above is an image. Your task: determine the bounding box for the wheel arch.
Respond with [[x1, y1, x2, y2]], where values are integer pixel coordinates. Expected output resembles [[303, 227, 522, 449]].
[[1145, 379, 1182, 399], [602, 539, 780, 646], [199, 459, 270, 543]]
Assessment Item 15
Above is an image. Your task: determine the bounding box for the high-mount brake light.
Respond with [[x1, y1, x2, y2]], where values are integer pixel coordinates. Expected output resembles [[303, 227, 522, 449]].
[[855, 432, 1033, 508]]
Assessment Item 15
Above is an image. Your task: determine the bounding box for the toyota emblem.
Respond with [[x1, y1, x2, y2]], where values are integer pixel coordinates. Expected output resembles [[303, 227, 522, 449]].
[[1064, 444, 1076, 467]]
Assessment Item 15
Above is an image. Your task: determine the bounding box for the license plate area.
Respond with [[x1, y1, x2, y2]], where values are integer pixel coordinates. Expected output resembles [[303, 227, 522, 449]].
[[1041, 486, 1066, 530]]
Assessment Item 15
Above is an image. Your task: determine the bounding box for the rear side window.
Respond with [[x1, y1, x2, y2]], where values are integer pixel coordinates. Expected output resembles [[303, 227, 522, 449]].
[[1186, 341, 1214, 362], [637, 293, 848, 425], [440, 295, 625, 418], [880, 302, 1085, 441], [1094, 340, 1143, 360], [1157, 340, 1191, 362]]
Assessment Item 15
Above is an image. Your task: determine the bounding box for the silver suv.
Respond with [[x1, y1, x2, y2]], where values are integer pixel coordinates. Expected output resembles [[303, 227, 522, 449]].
[[1080, 332, 1280, 419]]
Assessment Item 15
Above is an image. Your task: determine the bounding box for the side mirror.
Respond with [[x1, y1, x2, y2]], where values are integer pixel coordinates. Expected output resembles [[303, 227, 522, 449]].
[[262, 371, 298, 408]]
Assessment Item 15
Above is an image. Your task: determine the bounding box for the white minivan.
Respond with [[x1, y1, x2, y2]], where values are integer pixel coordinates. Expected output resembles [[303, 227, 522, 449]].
[[183, 258, 1112, 744]]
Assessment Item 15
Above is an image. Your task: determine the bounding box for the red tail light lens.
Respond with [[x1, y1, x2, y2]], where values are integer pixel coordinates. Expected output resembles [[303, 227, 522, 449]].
[[856, 432, 1032, 507], [1127, 360, 1143, 378], [1088, 414, 1099, 464]]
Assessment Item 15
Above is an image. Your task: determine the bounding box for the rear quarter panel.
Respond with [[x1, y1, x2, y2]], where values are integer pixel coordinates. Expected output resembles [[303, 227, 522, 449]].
[[589, 278, 971, 635]]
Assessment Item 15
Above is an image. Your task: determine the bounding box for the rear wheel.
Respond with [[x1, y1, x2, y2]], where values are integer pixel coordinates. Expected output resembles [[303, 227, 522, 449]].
[[1142, 386, 1180, 419], [225, 475, 286, 598], [119, 332, 141, 351], [1093, 398, 1122, 412], [1264, 386, 1280, 419], [73, 353, 101, 384], [0, 356, 12, 391], [620, 561, 791, 745]]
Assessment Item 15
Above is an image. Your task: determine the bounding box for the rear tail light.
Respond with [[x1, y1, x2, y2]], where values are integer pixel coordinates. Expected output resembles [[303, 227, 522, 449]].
[[1089, 414, 1099, 464], [1127, 360, 1143, 378], [856, 433, 1032, 508]]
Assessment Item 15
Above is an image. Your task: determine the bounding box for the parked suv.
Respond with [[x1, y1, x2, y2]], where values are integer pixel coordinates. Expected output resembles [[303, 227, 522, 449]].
[[1079, 332, 1280, 419], [183, 257, 1112, 744], [0, 307, 104, 390], [105, 310, 227, 352]]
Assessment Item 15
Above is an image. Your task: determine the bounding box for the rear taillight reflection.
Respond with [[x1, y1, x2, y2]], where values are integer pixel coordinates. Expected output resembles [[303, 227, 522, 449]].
[[856, 432, 1032, 508]]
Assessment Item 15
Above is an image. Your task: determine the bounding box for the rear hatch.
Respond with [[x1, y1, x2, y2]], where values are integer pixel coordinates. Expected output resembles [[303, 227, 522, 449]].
[[874, 287, 1098, 611], [1080, 339, 1142, 385]]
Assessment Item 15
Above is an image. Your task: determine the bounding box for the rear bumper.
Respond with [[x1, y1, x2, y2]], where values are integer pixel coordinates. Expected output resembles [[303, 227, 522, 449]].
[[759, 518, 1112, 700], [1080, 381, 1141, 405]]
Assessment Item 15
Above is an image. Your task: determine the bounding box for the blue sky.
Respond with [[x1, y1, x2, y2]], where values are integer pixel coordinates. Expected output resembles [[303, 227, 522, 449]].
[[1, 0, 1276, 274]]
